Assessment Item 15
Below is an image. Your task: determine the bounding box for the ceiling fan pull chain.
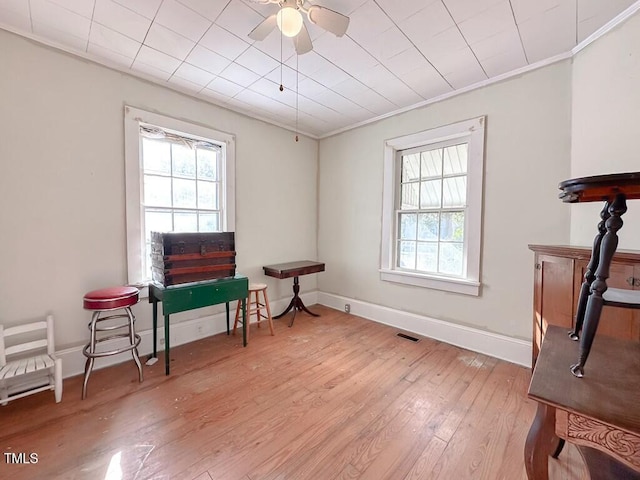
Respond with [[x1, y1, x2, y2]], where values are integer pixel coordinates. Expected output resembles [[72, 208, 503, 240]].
[[295, 51, 299, 142], [279, 24, 284, 92]]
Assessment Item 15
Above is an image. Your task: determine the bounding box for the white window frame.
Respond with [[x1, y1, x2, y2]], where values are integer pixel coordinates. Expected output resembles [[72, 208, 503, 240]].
[[380, 116, 485, 296], [124, 106, 236, 290]]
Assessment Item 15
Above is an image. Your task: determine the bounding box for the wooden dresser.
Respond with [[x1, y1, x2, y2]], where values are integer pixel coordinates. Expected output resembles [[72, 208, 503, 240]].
[[529, 244, 640, 364]]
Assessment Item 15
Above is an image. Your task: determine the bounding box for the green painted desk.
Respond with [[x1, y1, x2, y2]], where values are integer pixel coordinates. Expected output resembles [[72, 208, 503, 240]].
[[148, 275, 248, 375]]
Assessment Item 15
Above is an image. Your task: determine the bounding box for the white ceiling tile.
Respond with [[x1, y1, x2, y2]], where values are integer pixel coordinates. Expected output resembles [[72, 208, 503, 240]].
[[199, 87, 233, 104], [134, 45, 181, 73], [206, 76, 244, 97], [144, 23, 195, 60], [234, 46, 280, 76], [265, 64, 307, 91], [309, 0, 368, 16], [332, 78, 396, 114], [94, 0, 151, 43], [307, 63, 351, 88], [249, 78, 297, 107], [399, 1, 455, 45], [470, 27, 523, 61], [510, 0, 560, 24], [49, 0, 95, 18], [443, 0, 504, 23], [168, 74, 205, 92], [112, 0, 162, 19], [185, 45, 232, 75], [218, 62, 261, 87], [0, 1, 31, 31], [155, 0, 211, 42], [172, 62, 216, 86], [32, 21, 88, 50], [285, 51, 327, 76], [347, 1, 394, 45], [298, 77, 328, 98], [359, 27, 413, 63], [440, 52, 488, 89], [382, 46, 430, 76], [87, 42, 134, 67], [517, 1, 576, 62], [357, 64, 423, 106], [215, 0, 264, 39], [577, 0, 635, 41], [89, 22, 140, 59], [235, 89, 297, 116], [177, 0, 231, 22], [199, 24, 249, 60], [312, 34, 377, 76], [400, 64, 453, 99], [311, 88, 373, 120], [457, 1, 515, 45], [31, 0, 91, 42], [375, 0, 439, 23], [478, 44, 528, 77], [131, 59, 172, 80]]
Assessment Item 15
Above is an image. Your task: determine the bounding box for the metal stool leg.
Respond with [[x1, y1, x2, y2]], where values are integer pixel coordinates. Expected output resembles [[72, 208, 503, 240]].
[[82, 311, 100, 399], [126, 307, 143, 383]]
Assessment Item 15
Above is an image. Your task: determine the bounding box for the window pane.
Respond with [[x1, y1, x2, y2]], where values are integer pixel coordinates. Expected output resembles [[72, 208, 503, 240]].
[[399, 213, 417, 240], [145, 210, 173, 241], [199, 212, 219, 232], [400, 182, 419, 210], [420, 179, 441, 208], [142, 138, 171, 175], [417, 213, 439, 240], [174, 211, 197, 231], [443, 144, 468, 175], [398, 241, 416, 269], [417, 242, 438, 272], [197, 149, 217, 180], [197, 181, 217, 209], [421, 149, 442, 178], [173, 178, 196, 208], [401, 154, 420, 182], [439, 243, 463, 275], [440, 211, 465, 241], [172, 144, 196, 178], [442, 176, 467, 207], [144, 175, 171, 207]]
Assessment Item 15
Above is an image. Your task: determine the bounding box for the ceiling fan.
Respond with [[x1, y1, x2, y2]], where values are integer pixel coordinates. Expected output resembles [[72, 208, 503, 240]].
[[248, 0, 350, 55]]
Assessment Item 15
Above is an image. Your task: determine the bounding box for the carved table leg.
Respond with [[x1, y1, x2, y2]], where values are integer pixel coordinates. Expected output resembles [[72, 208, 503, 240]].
[[525, 403, 558, 480], [571, 193, 627, 378], [274, 276, 320, 327]]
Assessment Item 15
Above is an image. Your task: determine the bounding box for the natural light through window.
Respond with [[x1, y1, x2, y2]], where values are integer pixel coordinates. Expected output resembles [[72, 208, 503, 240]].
[[380, 116, 485, 296]]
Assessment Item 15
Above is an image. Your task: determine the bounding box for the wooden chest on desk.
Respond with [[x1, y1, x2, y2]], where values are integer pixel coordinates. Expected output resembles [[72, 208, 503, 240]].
[[151, 232, 236, 286]]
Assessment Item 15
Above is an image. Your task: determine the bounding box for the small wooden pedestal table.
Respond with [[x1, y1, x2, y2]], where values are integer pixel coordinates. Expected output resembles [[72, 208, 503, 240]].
[[263, 260, 325, 327], [525, 325, 640, 479], [148, 275, 248, 375]]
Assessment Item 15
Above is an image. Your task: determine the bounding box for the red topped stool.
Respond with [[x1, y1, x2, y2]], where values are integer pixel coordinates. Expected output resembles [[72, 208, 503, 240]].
[[82, 286, 143, 399]]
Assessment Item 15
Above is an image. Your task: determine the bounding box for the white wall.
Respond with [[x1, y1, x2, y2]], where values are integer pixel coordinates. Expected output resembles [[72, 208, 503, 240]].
[[317, 62, 573, 340], [570, 11, 640, 249], [0, 30, 318, 350]]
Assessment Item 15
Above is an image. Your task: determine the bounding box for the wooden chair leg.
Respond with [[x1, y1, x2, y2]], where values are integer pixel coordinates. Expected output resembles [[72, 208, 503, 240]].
[[263, 289, 274, 336], [233, 300, 241, 335]]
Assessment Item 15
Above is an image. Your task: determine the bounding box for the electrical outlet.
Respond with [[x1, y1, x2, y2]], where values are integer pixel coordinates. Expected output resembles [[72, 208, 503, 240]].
[[344, 304, 351, 313]]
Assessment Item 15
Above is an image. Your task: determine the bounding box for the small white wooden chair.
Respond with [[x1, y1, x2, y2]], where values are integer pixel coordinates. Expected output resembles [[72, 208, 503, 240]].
[[0, 314, 62, 405]]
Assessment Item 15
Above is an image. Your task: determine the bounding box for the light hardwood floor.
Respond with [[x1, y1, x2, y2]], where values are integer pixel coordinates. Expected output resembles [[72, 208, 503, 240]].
[[1, 306, 586, 479]]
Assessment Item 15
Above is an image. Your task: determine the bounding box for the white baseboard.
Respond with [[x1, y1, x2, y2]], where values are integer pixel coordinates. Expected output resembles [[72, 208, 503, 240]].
[[56, 291, 318, 379], [317, 292, 532, 368]]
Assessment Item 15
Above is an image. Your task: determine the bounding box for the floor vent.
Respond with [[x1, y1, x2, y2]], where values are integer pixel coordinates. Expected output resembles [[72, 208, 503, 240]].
[[396, 332, 420, 342]]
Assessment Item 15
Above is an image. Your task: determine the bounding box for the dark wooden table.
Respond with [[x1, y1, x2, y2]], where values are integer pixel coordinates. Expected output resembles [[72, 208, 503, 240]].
[[263, 260, 325, 326], [148, 275, 248, 375], [525, 325, 640, 479], [558, 172, 640, 378]]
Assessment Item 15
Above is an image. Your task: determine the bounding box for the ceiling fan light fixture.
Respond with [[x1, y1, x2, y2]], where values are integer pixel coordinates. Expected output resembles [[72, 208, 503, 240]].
[[276, 7, 303, 37]]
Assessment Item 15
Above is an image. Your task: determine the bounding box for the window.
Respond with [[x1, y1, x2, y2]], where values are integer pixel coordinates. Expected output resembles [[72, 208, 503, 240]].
[[124, 106, 235, 287], [380, 117, 485, 296]]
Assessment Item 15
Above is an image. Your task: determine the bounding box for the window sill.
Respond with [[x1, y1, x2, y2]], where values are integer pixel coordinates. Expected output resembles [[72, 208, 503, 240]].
[[379, 269, 480, 296]]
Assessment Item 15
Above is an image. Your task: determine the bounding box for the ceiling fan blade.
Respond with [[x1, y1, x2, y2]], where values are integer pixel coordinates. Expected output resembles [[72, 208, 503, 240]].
[[294, 23, 313, 55], [248, 14, 277, 41], [306, 5, 349, 37]]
